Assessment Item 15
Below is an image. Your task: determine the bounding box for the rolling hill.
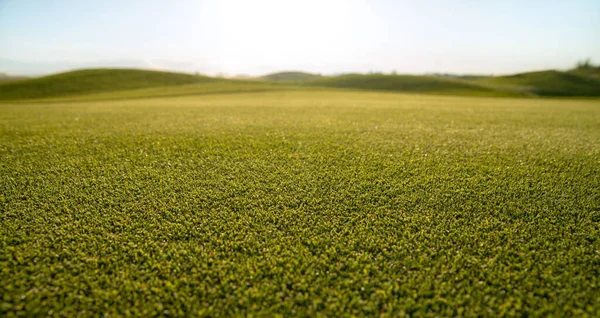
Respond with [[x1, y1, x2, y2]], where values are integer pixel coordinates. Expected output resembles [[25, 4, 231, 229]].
[[475, 70, 600, 97], [0, 68, 217, 101], [1, 68, 599, 102], [0, 73, 29, 83], [568, 66, 600, 80], [303, 73, 522, 97], [260, 71, 322, 82], [301, 70, 600, 97], [21, 81, 307, 103]]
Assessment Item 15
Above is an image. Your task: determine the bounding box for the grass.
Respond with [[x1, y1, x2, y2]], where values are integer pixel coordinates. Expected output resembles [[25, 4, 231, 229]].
[[6, 81, 311, 103], [3, 68, 600, 103], [475, 70, 600, 97], [0, 69, 215, 101], [0, 73, 29, 83], [1, 90, 599, 316], [304, 72, 600, 98], [261, 71, 323, 82], [568, 67, 600, 80], [303, 73, 522, 97]]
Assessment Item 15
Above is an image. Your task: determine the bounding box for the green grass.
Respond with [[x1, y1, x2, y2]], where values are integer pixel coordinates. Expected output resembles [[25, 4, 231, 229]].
[[297, 71, 600, 98], [304, 73, 516, 97], [568, 67, 600, 80], [475, 70, 600, 97], [1, 90, 599, 316], [260, 71, 323, 82], [0, 69, 215, 101], [0, 69, 312, 103], [2, 68, 599, 103], [6, 81, 311, 103], [0, 73, 29, 83]]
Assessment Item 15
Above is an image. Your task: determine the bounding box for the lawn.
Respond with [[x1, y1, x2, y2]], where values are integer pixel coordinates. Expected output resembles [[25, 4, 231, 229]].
[[1, 91, 599, 316]]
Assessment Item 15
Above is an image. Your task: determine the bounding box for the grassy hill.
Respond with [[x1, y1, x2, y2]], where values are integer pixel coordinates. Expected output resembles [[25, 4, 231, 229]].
[[261, 71, 322, 82], [0, 68, 216, 101], [1, 68, 599, 102], [0, 73, 29, 82], [305, 73, 521, 97], [568, 67, 600, 80], [305, 71, 600, 97], [475, 70, 600, 97], [19, 81, 310, 103]]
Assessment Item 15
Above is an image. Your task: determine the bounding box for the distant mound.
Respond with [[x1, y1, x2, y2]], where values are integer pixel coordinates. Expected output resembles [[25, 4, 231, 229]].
[[301, 70, 600, 97], [261, 71, 322, 82], [476, 70, 600, 97], [0, 68, 215, 101], [0, 72, 29, 82], [568, 67, 600, 81], [305, 74, 513, 96], [2, 68, 598, 102]]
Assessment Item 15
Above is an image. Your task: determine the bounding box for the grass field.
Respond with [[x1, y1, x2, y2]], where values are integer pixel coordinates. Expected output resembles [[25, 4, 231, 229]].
[[261, 71, 323, 82], [2, 68, 600, 103], [1, 89, 599, 316], [0, 69, 215, 101], [475, 70, 600, 97]]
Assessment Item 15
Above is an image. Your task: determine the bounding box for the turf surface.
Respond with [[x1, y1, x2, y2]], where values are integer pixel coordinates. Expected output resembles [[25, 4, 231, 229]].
[[0, 69, 215, 101], [3, 67, 600, 103], [475, 70, 600, 97], [304, 73, 518, 97], [1, 91, 599, 316], [260, 71, 323, 82]]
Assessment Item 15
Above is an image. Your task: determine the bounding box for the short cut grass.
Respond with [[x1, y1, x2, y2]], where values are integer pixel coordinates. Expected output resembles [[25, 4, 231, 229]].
[[1, 91, 599, 316]]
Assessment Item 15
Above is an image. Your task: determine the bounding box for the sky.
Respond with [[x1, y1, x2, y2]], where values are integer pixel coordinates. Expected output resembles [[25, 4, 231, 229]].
[[0, 0, 599, 76]]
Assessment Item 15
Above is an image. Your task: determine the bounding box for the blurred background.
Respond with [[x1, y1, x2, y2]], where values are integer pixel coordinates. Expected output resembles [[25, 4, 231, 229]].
[[1, 0, 599, 77]]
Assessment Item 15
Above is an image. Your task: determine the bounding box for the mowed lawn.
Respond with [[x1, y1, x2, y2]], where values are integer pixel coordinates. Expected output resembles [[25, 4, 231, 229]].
[[1, 91, 599, 316]]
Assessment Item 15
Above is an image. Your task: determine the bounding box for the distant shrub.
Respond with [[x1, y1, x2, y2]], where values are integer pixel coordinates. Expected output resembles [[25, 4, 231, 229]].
[[576, 58, 596, 69]]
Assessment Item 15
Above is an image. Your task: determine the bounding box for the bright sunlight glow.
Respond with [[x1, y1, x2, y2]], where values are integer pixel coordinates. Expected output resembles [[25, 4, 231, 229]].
[[211, 0, 373, 72]]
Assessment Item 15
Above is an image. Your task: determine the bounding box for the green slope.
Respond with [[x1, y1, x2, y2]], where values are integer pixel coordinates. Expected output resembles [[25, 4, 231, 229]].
[[13, 81, 312, 103], [301, 71, 600, 98], [2, 68, 599, 102], [305, 74, 522, 97], [261, 71, 322, 82], [0, 68, 215, 101], [0, 73, 29, 83], [568, 67, 600, 80], [476, 70, 600, 97]]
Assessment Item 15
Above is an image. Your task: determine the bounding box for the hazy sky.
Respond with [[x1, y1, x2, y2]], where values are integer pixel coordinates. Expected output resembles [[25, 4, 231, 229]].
[[1, 0, 599, 75]]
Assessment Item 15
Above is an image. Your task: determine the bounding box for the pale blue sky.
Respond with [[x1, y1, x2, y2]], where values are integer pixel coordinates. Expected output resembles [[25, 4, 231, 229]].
[[1, 0, 599, 75]]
